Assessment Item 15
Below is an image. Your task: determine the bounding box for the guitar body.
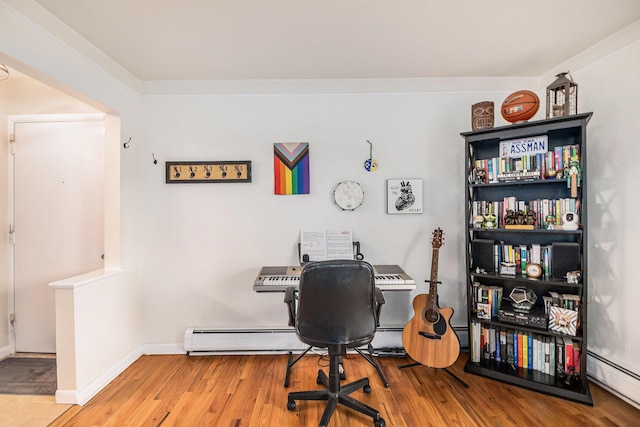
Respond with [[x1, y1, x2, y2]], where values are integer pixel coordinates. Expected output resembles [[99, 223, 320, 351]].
[[402, 228, 461, 368], [402, 294, 460, 368]]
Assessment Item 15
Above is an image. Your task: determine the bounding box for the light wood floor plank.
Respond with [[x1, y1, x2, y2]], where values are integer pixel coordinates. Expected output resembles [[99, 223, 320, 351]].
[[36, 352, 640, 426]]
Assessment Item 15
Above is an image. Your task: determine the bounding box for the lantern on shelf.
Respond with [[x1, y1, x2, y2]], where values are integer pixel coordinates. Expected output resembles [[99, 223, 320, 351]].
[[546, 72, 578, 118]]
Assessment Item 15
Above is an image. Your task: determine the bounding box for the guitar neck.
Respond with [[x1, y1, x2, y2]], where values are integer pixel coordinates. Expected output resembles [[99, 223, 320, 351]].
[[428, 247, 439, 303]]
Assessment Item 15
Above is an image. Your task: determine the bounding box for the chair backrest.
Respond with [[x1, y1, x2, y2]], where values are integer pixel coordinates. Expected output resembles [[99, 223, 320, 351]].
[[295, 260, 377, 349]]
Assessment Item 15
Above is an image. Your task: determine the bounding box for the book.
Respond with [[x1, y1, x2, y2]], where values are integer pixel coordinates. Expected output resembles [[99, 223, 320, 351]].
[[573, 342, 582, 375], [506, 329, 515, 365]]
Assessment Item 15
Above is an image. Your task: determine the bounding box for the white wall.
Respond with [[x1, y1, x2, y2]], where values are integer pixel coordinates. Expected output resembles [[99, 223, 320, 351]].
[[141, 88, 535, 345], [1, 0, 144, 403], [535, 21, 640, 405], [570, 37, 640, 403]]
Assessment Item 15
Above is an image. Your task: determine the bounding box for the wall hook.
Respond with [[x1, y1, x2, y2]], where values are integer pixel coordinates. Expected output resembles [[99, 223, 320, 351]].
[[123, 137, 131, 149], [152, 153, 158, 164]]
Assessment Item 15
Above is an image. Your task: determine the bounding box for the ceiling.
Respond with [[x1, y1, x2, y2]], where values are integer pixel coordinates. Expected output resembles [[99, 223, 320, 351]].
[[30, 0, 640, 81]]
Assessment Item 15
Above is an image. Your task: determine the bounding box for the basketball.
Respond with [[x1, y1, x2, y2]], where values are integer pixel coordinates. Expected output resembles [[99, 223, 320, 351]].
[[501, 90, 540, 123]]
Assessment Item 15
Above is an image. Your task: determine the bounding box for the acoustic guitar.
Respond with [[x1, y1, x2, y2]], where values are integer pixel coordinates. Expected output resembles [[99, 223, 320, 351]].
[[402, 228, 460, 368]]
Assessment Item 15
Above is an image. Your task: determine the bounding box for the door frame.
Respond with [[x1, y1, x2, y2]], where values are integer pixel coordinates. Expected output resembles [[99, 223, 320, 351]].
[[7, 113, 106, 354]]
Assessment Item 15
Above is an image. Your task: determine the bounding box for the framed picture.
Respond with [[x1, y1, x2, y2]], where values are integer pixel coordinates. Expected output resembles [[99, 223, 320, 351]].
[[549, 306, 578, 336], [387, 179, 423, 214], [165, 161, 251, 183]]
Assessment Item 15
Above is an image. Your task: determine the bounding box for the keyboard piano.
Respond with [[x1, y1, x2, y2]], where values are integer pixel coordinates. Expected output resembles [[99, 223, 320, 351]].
[[253, 264, 415, 292]]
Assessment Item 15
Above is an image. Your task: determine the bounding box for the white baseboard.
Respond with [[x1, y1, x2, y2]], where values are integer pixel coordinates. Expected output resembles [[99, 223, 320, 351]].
[[142, 327, 469, 356], [141, 342, 187, 355], [56, 347, 142, 405], [587, 351, 640, 410]]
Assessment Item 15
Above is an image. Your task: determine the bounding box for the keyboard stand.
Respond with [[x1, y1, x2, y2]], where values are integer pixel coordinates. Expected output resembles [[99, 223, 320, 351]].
[[284, 346, 313, 387]]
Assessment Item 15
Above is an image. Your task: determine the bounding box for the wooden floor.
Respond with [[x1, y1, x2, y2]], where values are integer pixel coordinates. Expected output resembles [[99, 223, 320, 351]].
[[45, 352, 639, 426], [0, 394, 71, 427]]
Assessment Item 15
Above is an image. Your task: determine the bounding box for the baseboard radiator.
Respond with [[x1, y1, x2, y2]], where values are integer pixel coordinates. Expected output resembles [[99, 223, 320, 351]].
[[184, 327, 469, 355]]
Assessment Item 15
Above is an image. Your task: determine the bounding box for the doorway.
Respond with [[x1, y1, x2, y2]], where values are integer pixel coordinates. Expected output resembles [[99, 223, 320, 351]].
[[10, 116, 105, 353]]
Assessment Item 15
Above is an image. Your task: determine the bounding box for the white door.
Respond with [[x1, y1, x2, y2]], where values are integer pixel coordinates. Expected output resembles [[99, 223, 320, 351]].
[[12, 119, 105, 353]]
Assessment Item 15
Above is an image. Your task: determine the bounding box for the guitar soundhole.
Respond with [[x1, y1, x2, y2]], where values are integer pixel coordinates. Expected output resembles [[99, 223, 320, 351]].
[[424, 309, 447, 336]]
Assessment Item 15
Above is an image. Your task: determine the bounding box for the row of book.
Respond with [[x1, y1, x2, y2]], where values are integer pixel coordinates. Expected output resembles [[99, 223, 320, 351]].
[[471, 197, 580, 229], [473, 283, 503, 320], [469, 322, 582, 378], [472, 144, 580, 184], [484, 242, 550, 278], [544, 291, 581, 313]]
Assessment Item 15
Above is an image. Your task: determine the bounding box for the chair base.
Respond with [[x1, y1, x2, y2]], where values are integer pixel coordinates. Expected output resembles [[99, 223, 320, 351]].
[[287, 355, 386, 427], [284, 343, 388, 388]]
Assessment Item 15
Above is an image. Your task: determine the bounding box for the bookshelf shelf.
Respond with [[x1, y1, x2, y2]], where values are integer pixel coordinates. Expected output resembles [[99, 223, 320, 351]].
[[461, 113, 593, 405], [470, 317, 584, 342], [465, 361, 592, 405], [470, 227, 583, 235], [469, 179, 569, 188], [469, 272, 583, 288]]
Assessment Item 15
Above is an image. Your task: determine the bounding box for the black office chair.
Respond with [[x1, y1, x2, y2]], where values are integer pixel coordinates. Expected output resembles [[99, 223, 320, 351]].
[[285, 260, 386, 427], [283, 275, 388, 389]]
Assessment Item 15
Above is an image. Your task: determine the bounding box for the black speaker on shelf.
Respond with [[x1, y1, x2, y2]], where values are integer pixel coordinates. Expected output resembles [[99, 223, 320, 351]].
[[551, 242, 581, 280], [471, 239, 495, 273]]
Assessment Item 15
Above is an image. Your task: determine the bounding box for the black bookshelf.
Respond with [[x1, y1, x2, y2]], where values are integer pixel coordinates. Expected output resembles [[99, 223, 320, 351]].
[[461, 113, 593, 405]]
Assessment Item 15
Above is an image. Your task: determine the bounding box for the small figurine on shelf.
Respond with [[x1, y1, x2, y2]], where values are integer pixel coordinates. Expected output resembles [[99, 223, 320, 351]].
[[567, 155, 582, 198], [483, 204, 497, 229], [483, 212, 497, 229], [472, 167, 487, 184], [545, 214, 557, 230]]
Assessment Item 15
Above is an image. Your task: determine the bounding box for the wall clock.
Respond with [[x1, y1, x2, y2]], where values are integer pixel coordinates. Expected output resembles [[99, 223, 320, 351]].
[[333, 181, 364, 211], [166, 161, 251, 183]]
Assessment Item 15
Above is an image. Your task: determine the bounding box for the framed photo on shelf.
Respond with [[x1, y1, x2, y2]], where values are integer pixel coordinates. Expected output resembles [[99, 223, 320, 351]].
[[386, 179, 423, 214]]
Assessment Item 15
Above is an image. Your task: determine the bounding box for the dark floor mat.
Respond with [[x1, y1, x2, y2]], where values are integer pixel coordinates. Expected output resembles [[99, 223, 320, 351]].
[[0, 357, 56, 395]]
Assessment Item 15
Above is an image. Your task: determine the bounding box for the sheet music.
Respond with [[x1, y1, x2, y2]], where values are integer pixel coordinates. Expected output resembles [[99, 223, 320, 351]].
[[326, 229, 354, 259], [300, 229, 353, 262]]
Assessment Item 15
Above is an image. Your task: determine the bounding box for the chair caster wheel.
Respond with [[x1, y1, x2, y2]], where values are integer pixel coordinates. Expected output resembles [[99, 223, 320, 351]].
[[363, 384, 372, 394], [374, 418, 386, 427], [287, 400, 296, 411]]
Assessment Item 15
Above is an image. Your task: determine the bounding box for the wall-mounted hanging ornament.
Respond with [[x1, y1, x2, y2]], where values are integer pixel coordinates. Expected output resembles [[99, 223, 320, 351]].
[[363, 140, 378, 172], [274, 142, 310, 195]]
